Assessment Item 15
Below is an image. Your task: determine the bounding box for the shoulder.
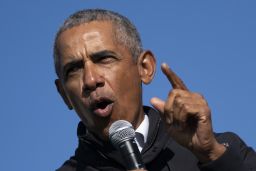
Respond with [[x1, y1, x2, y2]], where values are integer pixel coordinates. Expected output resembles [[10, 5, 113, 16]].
[[214, 131, 247, 146], [56, 156, 77, 171]]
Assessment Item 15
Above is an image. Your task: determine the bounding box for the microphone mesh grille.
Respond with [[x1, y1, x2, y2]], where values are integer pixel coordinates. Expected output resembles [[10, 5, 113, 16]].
[[109, 120, 135, 148]]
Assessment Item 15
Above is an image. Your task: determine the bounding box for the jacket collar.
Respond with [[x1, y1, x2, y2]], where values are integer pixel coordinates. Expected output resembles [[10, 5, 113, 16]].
[[76, 106, 171, 166]]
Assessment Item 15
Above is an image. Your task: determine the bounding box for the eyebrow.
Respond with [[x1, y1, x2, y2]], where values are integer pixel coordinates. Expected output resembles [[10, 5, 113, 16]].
[[89, 50, 119, 61]]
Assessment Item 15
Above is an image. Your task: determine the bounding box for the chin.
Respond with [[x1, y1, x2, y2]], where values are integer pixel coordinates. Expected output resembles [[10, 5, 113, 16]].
[[96, 128, 110, 142], [90, 123, 111, 142]]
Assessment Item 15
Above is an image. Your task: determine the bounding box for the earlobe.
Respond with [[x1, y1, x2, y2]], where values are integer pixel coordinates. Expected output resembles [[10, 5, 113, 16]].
[[55, 79, 73, 110], [137, 50, 156, 84]]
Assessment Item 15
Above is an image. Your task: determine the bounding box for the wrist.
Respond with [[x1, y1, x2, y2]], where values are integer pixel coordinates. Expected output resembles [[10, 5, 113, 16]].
[[196, 141, 227, 163], [208, 142, 227, 161]]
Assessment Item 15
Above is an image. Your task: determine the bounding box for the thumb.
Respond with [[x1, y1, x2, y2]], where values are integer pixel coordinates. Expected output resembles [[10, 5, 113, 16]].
[[150, 97, 165, 114]]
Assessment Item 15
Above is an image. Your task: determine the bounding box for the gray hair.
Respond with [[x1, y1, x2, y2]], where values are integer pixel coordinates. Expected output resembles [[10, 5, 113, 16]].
[[53, 9, 143, 77]]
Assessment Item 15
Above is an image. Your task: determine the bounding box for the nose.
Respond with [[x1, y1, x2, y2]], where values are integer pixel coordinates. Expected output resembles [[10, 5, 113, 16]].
[[82, 62, 104, 95]]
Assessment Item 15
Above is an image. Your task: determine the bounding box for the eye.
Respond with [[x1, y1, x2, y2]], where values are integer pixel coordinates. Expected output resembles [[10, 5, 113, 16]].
[[90, 50, 120, 64], [97, 56, 116, 64], [67, 66, 81, 74], [64, 61, 83, 79]]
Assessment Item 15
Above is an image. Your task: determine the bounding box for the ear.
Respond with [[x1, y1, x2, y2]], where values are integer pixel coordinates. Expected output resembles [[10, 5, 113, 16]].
[[55, 79, 73, 110], [137, 50, 156, 84]]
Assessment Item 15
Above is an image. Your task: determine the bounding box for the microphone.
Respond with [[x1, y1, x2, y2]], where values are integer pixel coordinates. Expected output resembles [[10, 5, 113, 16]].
[[109, 120, 145, 170]]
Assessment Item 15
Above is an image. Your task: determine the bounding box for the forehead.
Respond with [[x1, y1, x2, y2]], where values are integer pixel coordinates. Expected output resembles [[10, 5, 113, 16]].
[[57, 21, 116, 54], [57, 21, 122, 64], [55, 21, 132, 77]]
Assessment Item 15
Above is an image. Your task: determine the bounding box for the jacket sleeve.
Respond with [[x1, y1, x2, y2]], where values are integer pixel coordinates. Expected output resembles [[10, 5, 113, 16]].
[[199, 132, 256, 171]]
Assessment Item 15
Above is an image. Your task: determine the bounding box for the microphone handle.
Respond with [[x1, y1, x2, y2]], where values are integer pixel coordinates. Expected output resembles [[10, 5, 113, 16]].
[[119, 139, 145, 170]]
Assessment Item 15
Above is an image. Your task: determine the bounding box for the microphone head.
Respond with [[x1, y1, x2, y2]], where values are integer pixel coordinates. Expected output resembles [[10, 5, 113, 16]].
[[109, 120, 135, 148]]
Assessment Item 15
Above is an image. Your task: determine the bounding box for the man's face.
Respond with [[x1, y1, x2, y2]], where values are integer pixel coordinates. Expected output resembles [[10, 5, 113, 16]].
[[56, 21, 144, 140]]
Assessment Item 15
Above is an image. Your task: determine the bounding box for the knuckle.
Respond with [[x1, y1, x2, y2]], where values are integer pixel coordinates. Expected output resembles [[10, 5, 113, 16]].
[[183, 104, 190, 112], [166, 117, 172, 124], [167, 91, 172, 97], [193, 93, 209, 105], [164, 106, 173, 114], [172, 89, 183, 95], [175, 97, 183, 104], [172, 89, 179, 94], [193, 93, 204, 99], [200, 106, 211, 115], [167, 90, 176, 99]]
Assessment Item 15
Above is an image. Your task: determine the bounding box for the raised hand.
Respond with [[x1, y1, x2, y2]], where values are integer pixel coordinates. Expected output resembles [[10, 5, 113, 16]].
[[150, 63, 226, 163]]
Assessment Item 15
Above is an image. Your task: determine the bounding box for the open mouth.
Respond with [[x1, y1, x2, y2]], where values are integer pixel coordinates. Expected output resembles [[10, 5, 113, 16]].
[[96, 100, 112, 109], [92, 98, 114, 117]]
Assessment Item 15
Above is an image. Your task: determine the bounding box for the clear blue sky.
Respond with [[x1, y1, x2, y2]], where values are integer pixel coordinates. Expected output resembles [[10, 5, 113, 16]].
[[0, 1, 255, 170]]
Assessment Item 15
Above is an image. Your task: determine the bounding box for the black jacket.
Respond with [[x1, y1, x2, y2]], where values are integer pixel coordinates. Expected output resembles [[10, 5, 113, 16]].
[[57, 106, 256, 171]]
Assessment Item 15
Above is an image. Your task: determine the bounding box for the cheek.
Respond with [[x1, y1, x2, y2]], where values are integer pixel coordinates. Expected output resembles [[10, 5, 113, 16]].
[[110, 65, 142, 113], [65, 81, 93, 124], [117, 66, 141, 96], [65, 78, 84, 105]]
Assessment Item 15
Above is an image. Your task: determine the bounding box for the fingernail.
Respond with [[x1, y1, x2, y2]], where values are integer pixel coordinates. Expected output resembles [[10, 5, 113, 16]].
[[162, 63, 170, 69], [162, 63, 167, 67]]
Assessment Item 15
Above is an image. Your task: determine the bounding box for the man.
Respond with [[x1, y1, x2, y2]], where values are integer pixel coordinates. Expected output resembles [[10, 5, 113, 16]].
[[54, 9, 256, 171]]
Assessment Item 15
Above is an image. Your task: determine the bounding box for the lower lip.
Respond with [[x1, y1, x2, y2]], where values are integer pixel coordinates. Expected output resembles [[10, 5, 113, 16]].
[[93, 103, 113, 117]]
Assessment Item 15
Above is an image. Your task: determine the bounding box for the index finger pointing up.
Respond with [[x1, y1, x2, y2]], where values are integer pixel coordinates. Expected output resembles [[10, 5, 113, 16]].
[[161, 63, 189, 91]]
